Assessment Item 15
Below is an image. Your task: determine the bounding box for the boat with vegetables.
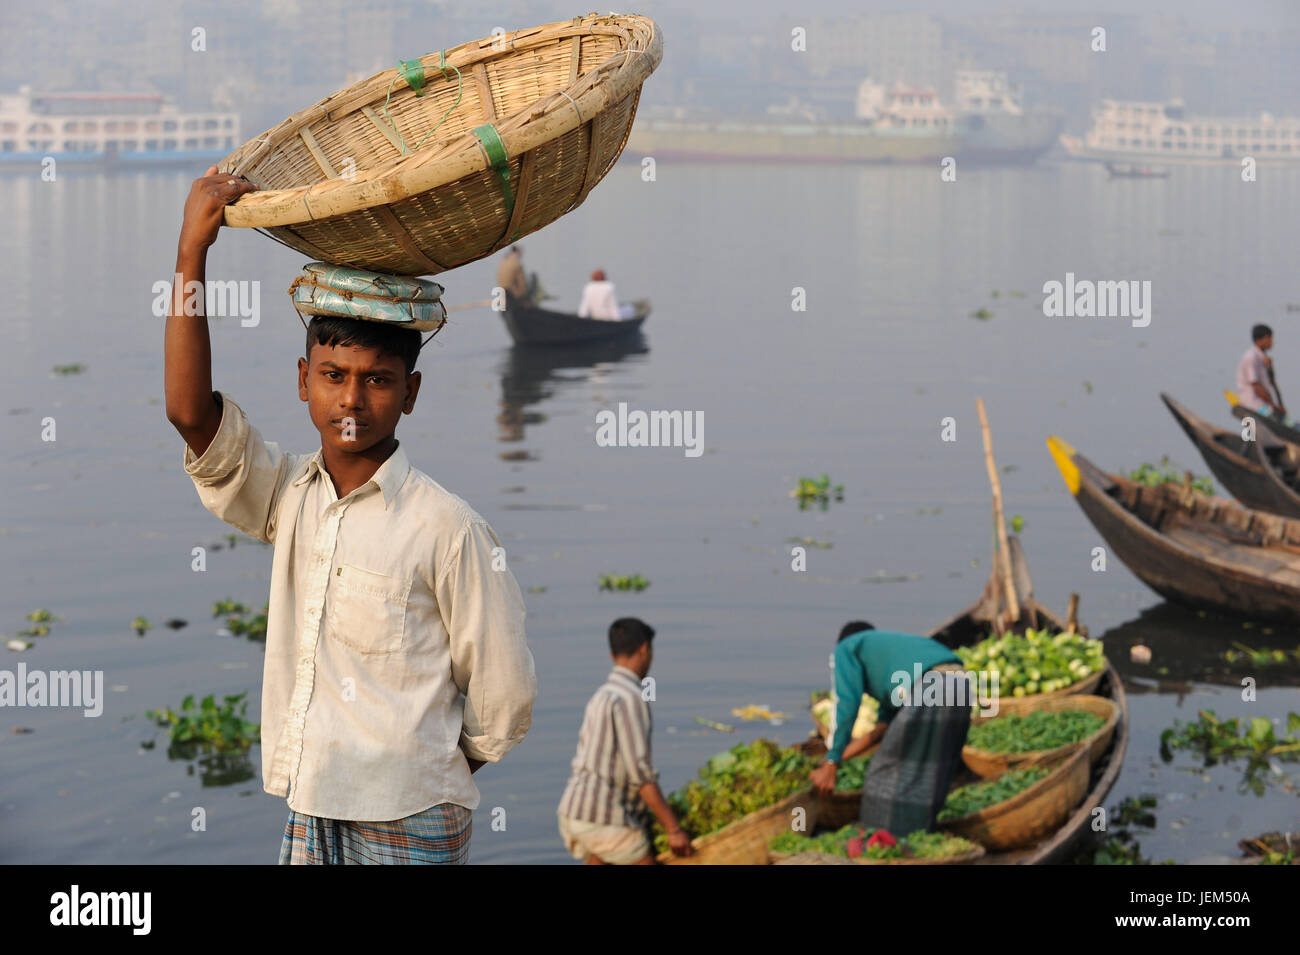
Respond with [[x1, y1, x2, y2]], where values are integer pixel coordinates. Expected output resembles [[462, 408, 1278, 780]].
[[1049, 435, 1300, 623], [1162, 392, 1300, 518]]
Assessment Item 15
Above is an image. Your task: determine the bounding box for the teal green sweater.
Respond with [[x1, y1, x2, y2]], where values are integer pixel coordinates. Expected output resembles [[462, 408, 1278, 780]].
[[825, 630, 959, 765]]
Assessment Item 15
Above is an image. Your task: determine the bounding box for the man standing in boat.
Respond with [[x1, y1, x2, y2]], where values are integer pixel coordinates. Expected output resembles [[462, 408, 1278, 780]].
[[1237, 324, 1285, 418], [496, 244, 537, 306], [810, 622, 970, 834]]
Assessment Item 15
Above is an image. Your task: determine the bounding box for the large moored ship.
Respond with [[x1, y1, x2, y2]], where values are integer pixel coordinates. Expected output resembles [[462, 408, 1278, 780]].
[[0, 86, 240, 169], [1060, 98, 1300, 165]]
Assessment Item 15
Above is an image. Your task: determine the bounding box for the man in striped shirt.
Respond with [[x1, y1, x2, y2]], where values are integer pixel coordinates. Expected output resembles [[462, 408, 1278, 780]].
[[557, 618, 691, 863]]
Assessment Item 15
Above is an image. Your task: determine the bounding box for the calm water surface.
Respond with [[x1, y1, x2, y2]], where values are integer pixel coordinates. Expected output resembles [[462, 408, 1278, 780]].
[[2, 160, 1298, 863]]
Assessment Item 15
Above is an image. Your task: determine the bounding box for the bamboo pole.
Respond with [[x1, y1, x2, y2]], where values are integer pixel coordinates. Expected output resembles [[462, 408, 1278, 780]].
[[977, 397, 1020, 623], [444, 299, 494, 311], [1066, 593, 1080, 635]]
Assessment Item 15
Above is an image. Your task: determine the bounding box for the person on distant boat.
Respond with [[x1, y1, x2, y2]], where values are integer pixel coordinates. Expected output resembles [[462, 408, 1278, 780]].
[[577, 269, 638, 321], [1237, 324, 1285, 418], [496, 245, 532, 304], [810, 621, 970, 835]]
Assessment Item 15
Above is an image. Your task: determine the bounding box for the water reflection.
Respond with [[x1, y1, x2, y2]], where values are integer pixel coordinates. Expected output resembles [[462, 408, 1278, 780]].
[[1101, 601, 1300, 693], [495, 335, 650, 451]]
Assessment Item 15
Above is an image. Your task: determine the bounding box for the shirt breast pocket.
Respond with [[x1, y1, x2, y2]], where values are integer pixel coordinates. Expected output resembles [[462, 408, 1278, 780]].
[[327, 563, 411, 654]]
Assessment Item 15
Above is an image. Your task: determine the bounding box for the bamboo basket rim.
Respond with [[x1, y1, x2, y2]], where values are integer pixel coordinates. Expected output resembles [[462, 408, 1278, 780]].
[[937, 744, 1090, 829], [656, 787, 816, 864], [962, 694, 1119, 776], [220, 13, 661, 230]]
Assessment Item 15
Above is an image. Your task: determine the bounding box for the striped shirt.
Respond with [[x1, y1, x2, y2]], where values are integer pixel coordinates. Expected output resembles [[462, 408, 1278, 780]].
[[557, 666, 657, 827]]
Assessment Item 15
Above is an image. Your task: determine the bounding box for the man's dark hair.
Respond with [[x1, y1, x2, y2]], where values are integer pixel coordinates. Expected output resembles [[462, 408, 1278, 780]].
[[838, 620, 875, 643], [306, 316, 421, 377], [1253, 324, 1273, 343], [609, 617, 655, 656]]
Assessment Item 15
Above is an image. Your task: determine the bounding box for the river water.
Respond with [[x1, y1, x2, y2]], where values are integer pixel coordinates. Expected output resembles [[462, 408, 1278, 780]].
[[2, 159, 1298, 863]]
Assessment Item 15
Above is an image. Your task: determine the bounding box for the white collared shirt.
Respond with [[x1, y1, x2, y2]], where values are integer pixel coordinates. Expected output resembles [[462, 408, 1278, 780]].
[[577, 280, 621, 320], [182, 391, 537, 821]]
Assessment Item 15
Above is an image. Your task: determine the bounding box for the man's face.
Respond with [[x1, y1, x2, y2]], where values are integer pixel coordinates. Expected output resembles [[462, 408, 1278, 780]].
[[298, 341, 420, 453], [1259, 335, 1274, 352]]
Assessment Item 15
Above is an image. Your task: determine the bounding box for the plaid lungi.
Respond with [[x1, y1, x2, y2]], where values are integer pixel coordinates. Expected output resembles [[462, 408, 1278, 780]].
[[859, 669, 970, 834], [278, 802, 472, 865]]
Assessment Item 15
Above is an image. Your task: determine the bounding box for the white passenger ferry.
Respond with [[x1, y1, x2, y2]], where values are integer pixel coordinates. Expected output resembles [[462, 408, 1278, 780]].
[[0, 86, 239, 169], [1061, 98, 1300, 165]]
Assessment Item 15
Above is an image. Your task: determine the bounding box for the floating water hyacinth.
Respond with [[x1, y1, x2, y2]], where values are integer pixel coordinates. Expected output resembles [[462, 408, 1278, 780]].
[[599, 574, 649, 592], [791, 474, 844, 511]]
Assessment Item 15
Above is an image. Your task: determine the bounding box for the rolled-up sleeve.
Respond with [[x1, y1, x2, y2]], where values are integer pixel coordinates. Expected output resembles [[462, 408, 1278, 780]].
[[181, 390, 298, 544], [611, 696, 657, 788], [438, 519, 537, 762]]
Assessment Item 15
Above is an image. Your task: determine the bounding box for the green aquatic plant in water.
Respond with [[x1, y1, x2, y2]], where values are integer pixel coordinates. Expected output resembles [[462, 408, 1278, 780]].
[[1160, 709, 1300, 796], [1073, 795, 1174, 865], [599, 574, 649, 592], [146, 692, 260, 755], [213, 598, 268, 641], [791, 474, 844, 511]]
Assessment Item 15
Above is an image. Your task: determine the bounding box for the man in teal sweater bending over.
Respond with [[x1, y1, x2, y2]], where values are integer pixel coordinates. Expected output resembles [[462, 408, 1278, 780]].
[[810, 621, 971, 834]]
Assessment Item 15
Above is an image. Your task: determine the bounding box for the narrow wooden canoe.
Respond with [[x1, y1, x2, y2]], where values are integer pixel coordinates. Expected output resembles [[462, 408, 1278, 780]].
[[1162, 392, 1300, 517], [1049, 435, 1300, 623], [1226, 388, 1300, 447], [501, 294, 650, 345]]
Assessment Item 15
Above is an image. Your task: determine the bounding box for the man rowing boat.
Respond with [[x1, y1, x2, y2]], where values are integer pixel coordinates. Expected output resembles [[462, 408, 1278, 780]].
[[810, 621, 970, 834], [1236, 324, 1285, 418]]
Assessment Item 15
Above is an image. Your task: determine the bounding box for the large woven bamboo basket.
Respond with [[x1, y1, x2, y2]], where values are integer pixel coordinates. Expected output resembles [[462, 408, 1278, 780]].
[[218, 13, 662, 275], [939, 746, 1091, 851], [658, 789, 819, 866], [962, 693, 1118, 779]]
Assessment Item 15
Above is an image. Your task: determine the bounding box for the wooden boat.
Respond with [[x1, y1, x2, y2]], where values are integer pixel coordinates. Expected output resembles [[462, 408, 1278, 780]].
[[1105, 161, 1169, 178], [501, 293, 650, 345], [1048, 435, 1300, 623], [1162, 392, 1300, 518], [1225, 389, 1300, 447]]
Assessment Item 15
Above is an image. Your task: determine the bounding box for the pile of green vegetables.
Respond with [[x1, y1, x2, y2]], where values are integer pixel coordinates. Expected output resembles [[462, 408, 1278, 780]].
[[966, 709, 1105, 754], [651, 741, 869, 852], [653, 740, 812, 852], [955, 628, 1106, 697], [937, 766, 1050, 822], [770, 824, 978, 861]]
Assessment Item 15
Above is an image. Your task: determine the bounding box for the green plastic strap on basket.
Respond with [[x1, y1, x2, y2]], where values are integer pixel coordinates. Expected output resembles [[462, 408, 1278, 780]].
[[398, 58, 427, 96], [473, 123, 518, 241]]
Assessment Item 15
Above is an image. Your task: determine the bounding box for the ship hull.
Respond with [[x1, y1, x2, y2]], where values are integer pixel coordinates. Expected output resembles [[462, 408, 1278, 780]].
[[0, 148, 229, 171], [956, 109, 1063, 164], [1060, 137, 1300, 166], [622, 121, 960, 164]]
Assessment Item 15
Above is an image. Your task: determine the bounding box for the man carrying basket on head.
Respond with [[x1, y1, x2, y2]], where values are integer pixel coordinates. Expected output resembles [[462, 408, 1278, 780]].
[[164, 167, 537, 865]]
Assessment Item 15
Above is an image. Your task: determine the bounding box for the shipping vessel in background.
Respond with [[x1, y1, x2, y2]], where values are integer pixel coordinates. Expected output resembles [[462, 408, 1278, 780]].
[[1061, 98, 1300, 165], [623, 71, 1062, 165], [0, 87, 239, 169]]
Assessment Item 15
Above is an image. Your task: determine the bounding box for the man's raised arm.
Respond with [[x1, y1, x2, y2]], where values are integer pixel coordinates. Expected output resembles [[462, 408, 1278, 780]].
[[164, 166, 257, 458]]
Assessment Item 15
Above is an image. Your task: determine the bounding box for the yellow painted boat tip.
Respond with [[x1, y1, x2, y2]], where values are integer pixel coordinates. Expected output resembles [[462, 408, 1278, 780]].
[[1046, 436, 1081, 495]]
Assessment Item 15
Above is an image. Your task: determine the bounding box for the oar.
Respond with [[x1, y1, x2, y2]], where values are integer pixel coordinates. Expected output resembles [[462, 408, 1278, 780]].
[[977, 398, 1020, 624]]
